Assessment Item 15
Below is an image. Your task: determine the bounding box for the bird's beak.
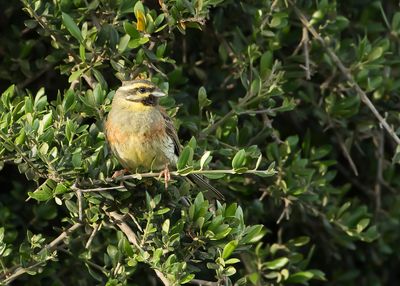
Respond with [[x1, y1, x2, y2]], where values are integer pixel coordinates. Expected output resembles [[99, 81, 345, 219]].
[[151, 90, 166, 97]]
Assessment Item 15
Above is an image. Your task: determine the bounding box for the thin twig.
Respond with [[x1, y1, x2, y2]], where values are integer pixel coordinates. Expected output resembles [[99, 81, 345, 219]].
[[291, 3, 400, 145], [1, 223, 82, 284], [189, 278, 219, 286], [276, 198, 291, 224], [328, 118, 359, 176], [77, 189, 83, 221], [79, 185, 126, 193], [85, 223, 101, 249], [301, 26, 311, 80]]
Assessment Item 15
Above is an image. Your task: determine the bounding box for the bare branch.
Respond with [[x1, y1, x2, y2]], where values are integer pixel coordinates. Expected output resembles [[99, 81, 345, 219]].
[[154, 269, 171, 286], [104, 209, 140, 249], [85, 223, 101, 249]]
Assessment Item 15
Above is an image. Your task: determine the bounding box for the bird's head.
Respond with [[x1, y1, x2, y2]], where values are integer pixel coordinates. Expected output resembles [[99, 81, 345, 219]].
[[115, 80, 166, 107]]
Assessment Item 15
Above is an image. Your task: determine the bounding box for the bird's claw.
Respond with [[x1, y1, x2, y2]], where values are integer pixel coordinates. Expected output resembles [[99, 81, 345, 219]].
[[112, 169, 128, 180], [158, 165, 171, 189]]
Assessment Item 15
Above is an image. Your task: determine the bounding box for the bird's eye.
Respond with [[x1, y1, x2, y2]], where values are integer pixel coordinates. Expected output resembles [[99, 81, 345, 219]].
[[139, 88, 146, 93]]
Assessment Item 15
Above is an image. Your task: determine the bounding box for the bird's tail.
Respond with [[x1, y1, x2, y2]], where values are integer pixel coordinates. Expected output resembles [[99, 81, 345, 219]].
[[188, 173, 225, 201]]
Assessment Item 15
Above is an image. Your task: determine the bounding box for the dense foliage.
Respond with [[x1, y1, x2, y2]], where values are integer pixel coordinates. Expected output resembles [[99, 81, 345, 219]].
[[1, 0, 400, 285]]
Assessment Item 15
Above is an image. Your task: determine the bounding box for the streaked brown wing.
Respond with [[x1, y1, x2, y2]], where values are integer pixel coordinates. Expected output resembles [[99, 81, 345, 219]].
[[158, 107, 225, 201], [159, 107, 181, 156]]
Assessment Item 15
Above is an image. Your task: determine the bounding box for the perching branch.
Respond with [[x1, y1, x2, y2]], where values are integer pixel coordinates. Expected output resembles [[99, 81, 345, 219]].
[[290, 2, 400, 146], [116, 168, 275, 182]]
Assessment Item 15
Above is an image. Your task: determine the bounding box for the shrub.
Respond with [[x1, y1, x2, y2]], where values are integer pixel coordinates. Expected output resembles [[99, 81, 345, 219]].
[[0, 0, 399, 285]]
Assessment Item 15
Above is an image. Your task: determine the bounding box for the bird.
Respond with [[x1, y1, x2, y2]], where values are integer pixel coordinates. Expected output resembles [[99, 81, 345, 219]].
[[105, 79, 224, 200]]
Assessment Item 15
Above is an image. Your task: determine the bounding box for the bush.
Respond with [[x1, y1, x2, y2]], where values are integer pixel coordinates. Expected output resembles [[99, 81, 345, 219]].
[[0, 0, 399, 285]]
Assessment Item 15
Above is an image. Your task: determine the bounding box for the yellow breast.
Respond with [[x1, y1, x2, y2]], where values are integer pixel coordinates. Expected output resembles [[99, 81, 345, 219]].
[[105, 101, 175, 171]]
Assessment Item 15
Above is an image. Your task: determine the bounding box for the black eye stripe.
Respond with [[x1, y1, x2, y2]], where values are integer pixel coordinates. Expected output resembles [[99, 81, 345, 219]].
[[132, 86, 156, 94]]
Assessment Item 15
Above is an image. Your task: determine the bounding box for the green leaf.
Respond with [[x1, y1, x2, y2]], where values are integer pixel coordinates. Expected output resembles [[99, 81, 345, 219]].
[[79, 44, 86, 61], [118, 34, 131, 53], [232, 149, 246, 170], [265, 257, 289, 270], [69, 69, 84, 83], [356, 218, 370, 233], [287, 271, 315, 283], [180, 274, 195, 284], [107, 245, 119, 266], [392, 12, 400, 32], [188, 137, 197, 150], [224, 266, 236, 276], [241, 225, 265, 244], [124, 22, 140, 39], [28, 179, 56, 201], [54, 183, 68, 195], [128, 37, 149, 49], [72, 149, 82, 168], [199, 151, 211, 170], [260, 51, 273, 77], [198, 87, 211, 109], [162, 219, 170, 233], [222, 240, 238, 259], [225, 258, 240, 264], [250, 76, 261, 96], [177, 146, 194, 170], [0, 228, 4, 243], [289, 236, 310, 247], [194, 192, 204, 207], [62, 12, 83, 42], [368, 47, 383, 62]]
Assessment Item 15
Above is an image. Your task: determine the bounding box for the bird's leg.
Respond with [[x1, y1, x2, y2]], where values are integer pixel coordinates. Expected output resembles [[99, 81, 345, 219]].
[[158, 164, 171, 189], [112, 168, 128, 179]]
